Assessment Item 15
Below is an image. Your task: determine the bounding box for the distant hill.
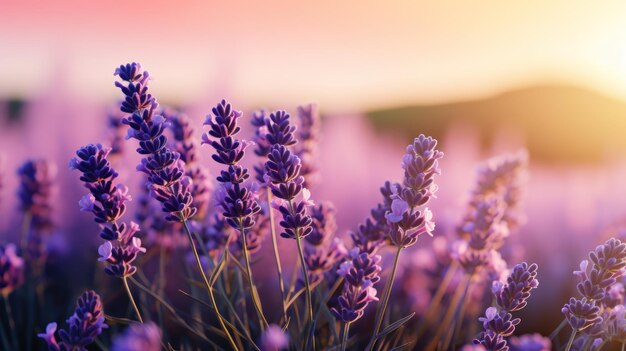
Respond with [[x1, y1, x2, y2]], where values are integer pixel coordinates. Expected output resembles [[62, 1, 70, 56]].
[[367, 85, 626, 163]]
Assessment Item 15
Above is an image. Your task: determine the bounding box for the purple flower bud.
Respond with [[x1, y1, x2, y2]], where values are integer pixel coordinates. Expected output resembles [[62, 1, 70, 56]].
[[562, 297, 602, 332]]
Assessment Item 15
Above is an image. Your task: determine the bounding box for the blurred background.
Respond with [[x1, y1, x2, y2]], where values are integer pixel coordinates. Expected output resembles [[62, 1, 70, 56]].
[[3, 0, 626, 339]]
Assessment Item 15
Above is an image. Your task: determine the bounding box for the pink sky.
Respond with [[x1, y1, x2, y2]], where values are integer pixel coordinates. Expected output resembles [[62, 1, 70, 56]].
[[3, 1, 626, 110]]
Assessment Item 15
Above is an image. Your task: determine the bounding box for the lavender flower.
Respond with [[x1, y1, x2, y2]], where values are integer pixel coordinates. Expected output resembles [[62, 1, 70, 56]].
[[107, 110, 126, 156], [0, 243, 24, 297], [303, 202, 345, 284], [474, 262, 539, 351], [493, 262, 539, 312], [470, 151, 528, 231], [203, 99, 260, 231], [385, 135, 442, 248], [111, 322, 162, 351], [70, 144, 145, 277], [562, 298, 602, 332], [509, 334, 551, 351], [331, 248, 382, 322], [39, 290, 107, 351], [259, 324, 289, 351], [114, 62, 196, 223], [168, 112, 213, 219], [350, 181, 395, 254], [294, 103, 320, 187], [18, 159, 56, 261]]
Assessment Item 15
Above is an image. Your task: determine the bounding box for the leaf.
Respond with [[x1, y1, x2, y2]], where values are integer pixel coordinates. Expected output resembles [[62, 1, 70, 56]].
[[210, 249, 229, 287], [376, 312, 416, 339], [389, 341, 414, 351]]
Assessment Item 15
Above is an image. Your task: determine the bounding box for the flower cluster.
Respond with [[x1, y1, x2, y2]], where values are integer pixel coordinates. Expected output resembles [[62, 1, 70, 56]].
[[166, 110, 213, 220], [474, 262, 539, 351], [17, 159, 56, 261], [107, 110, 127, 156], [202, 99, 260, 233], [303, 202, 346, 284], [114, 62, 196, 222], [39, 290, 107, 351], [331, 248, 382, 323], [385, 135, 442, 248], [262, 111, 314, 240], [561, 238, 626, 344], [70, 144, 145, 277], [294, 103, 320, 187], [350, 181, 395, 254], [111, 322, 162, 351], [0, 243, 24, 297], [469, 151, 527, 231]]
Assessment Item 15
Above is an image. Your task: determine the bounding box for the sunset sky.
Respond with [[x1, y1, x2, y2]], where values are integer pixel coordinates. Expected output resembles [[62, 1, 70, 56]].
[[2, 1, 626, 111]]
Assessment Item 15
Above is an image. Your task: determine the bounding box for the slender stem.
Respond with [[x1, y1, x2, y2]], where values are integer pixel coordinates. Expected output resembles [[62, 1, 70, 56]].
[[122, 276, 144, 323], [340, 321, 351, 351], [1, 296, 16, 349], [267, 192, 288, 323], [424, 273, 471, 351], [549, 318, 567, 341], [366, 246, 403, 351], [621, 340, 625, 351], [182, 220, 239, 351], [415, 260, 458, 339], [564, 329, 577, 351], [295, 229, 314, 346], [239, 220, 269, 330]]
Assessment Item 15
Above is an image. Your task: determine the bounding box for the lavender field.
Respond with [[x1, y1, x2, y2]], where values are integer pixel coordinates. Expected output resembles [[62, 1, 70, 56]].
[[5, 2, 626, 351]]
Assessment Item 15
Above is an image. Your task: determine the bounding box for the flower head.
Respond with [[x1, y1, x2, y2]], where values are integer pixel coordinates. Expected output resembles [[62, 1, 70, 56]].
[[111, 322, 162, 351]]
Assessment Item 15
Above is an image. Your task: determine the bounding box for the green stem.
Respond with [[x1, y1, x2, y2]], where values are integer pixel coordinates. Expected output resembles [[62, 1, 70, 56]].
[[267, 192, 288, 323], [415, 260, 458, 339], [239, 220, 269, 330], [424, 273, 471, 351], [1, 295, 16, 350], [549, 318, 567, 340], [295, 228, 314, 348], [366, 246, 403, 351], [340, 321, 351, 351], [122, 276, 143, 323], [182, 220, 239, 351], [564, 329, 577, 351]]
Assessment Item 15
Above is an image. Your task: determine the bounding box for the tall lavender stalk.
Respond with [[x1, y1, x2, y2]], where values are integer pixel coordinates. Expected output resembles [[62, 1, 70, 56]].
[[202, 99, 268, 330], [70, 144, 145, 322], [263, 111, 316, 338], [114, 63, 237, 349], [366, 135, 442, 351]]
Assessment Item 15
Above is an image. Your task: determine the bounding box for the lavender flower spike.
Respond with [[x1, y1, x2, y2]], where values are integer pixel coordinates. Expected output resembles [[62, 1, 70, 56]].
[[114, 62, 196, 223], [39, 290, 108, 351], [561, 297, 602, 332], [70, 144, 145, 278]]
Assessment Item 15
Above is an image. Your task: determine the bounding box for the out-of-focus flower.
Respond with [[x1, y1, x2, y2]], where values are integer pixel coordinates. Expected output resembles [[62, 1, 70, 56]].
[[107, 110, 127, 156], [259, 324, 289, 351], [111, 322, 162, 351], [18, 159, 56, 262], [294, 103, 320, 187], [39, 290, 107, 351], [508, 333, 551, 351], [166, 110, 213, 220], [0, 243, 24, 297]]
